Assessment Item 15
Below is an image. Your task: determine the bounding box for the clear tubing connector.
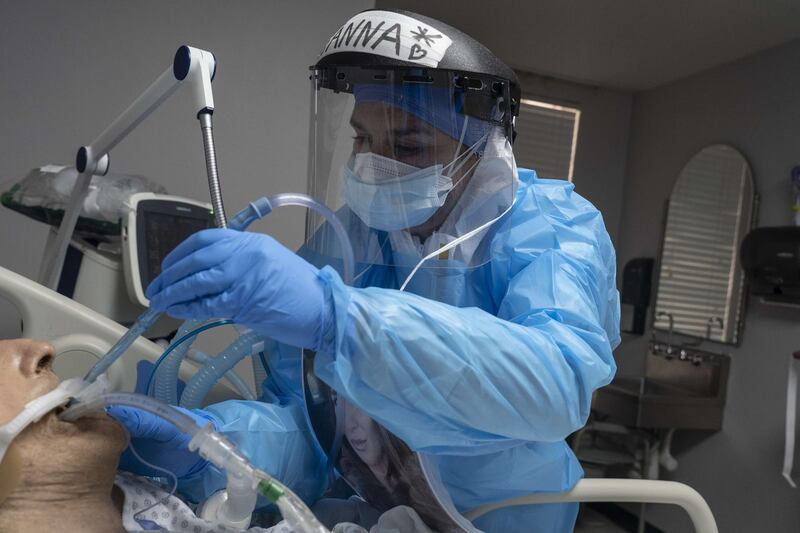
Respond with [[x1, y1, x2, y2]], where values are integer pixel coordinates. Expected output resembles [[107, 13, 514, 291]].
[[59, 392, 329, 533], [85, 308, 161, 383], [263, 477, 329, 533]]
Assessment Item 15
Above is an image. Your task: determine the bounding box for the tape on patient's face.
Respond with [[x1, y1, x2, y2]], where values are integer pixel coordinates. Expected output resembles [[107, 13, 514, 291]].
[[0, 375, 108, 466]]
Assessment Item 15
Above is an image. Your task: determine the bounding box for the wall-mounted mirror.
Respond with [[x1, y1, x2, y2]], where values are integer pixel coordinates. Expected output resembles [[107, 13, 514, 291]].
[[653, 144, 757, 344]]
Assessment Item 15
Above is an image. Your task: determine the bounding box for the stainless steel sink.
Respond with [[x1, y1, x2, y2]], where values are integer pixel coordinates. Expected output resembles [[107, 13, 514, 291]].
[[593, 347, 731, 430]]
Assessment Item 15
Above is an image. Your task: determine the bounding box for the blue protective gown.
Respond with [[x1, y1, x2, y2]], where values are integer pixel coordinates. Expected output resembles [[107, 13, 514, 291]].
[[178, 169, 620, 532]]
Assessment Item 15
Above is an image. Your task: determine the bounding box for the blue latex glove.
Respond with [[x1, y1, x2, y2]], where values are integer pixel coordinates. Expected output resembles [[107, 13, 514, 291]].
[[108, 405, 215, 479], [146, 229, 328, 351]]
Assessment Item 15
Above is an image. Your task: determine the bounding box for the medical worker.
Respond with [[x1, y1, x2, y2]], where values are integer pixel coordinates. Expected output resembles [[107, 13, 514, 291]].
[[111, 9, 620, 532]]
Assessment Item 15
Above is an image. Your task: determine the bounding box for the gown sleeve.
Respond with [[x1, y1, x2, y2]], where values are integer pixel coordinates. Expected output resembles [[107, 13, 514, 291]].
[[313, 179, 619, 455]]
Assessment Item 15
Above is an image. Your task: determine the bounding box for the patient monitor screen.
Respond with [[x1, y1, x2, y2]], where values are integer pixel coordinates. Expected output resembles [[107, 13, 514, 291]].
[[136, 200, 214, 291]]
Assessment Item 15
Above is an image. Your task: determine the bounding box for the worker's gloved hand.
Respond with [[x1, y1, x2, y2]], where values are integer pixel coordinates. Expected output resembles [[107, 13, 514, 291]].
[[108, 405, 214, 479], [146, 228, 328, 351]]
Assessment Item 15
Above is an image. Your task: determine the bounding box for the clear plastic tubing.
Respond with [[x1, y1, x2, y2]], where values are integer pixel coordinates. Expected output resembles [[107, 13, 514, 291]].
[[267, 479, 330, 533], [85, 307, 161, 383], [152, 319, 203, 404], [83, 193, 258, 386], [180, 331, 259, 409], [251, 337, 278, 394], [186, 348, 256, 402], [150, 199, 268, 405], [268, 193, 355, 285], [61, 391, 193, 428], [40, 169, 95, 290], [157, 193, 355, 409], [90, 192, 353, 390]]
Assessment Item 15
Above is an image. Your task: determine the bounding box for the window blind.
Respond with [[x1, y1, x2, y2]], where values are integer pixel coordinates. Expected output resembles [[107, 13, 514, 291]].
[[513, 99, 580, 181], [653, 145, 754, 342]]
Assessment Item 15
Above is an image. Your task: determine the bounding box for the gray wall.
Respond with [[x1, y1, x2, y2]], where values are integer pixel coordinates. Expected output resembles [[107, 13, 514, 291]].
[[616, 40, 800, 532], [0, 0, 372, 339], [516, 73, 632, 242]]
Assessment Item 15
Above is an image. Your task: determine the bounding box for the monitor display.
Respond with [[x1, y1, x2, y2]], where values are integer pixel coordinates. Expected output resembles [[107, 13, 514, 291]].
[[136, 200, 213, 292]]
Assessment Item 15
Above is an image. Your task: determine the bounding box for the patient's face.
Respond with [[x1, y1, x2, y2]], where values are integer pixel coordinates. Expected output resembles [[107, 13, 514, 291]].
[[0, 339, 59, 425], [0, 340, 127, 533], [0, 338, 126, 462]]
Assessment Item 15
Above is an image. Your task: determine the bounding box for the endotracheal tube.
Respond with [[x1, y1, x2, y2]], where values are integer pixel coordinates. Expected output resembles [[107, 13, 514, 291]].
[[59, 392, 329, 533]]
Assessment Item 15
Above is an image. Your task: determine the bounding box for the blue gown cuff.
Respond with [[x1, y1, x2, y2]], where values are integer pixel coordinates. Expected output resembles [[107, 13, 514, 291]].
[[314, 266, 351, 382]]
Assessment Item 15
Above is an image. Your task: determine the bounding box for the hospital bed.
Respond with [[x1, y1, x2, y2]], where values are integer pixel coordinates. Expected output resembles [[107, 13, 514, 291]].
[[0, 265, 718, 533], [0, 264, 237, 402], [466, 478, 717, 533]]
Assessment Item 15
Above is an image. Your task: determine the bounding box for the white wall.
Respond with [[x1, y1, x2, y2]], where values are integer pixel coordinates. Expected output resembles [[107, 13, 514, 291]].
[[616, 39, 800, 532], [0, 0, 373, 338]]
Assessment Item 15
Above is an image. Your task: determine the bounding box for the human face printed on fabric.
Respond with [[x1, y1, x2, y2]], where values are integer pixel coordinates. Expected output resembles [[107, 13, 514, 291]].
[[343, 399, 385, 469]]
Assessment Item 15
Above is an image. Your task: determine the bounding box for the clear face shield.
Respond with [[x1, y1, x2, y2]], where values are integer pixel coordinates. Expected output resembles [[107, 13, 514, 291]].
[[305, 66, 518, 286]]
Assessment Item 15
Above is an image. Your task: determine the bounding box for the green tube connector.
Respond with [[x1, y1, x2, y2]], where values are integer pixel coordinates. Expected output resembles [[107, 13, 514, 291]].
[[257, 479, 284, 503]]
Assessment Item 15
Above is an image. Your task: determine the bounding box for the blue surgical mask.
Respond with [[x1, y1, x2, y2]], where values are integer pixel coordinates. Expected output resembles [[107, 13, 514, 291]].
[[344, 153, 455, 231]]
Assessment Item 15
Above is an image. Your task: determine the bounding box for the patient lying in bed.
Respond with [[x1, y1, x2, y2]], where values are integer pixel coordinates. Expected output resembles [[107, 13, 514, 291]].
[[0, 339, 128, 533], [0, 339, 434, 533]]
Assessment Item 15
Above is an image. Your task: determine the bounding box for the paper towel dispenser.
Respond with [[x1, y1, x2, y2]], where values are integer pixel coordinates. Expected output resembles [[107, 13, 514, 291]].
[[740, 226, 800, 304]]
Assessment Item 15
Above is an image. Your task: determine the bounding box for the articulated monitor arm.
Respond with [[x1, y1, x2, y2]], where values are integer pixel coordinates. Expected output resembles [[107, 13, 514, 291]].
[[39, 45, 226, 290]]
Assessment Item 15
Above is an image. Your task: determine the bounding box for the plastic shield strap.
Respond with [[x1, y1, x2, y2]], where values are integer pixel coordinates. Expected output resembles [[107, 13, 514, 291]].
[[783, 354, 799, 488]]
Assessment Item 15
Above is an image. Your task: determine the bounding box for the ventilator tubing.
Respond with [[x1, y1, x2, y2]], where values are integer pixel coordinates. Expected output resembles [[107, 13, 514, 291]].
[[185, 347, 257, 402], [179, 330, 260, 409], [151, 319, 200, 403], [84, 199, 271, 388], [59, 392, 329, 532], [150, 199, 269, 404], [267, 193, 355, 284], [153, 193, 355, 409]]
